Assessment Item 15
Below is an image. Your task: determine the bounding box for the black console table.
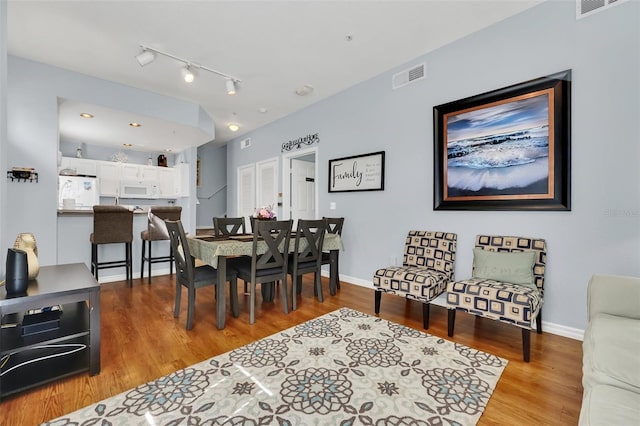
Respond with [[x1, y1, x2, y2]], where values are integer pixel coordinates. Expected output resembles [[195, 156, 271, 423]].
[[0, 263, 100, 400]]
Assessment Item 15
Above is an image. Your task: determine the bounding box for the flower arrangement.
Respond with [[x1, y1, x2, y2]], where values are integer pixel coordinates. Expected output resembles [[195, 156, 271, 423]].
[[254, 205, 276, 220]]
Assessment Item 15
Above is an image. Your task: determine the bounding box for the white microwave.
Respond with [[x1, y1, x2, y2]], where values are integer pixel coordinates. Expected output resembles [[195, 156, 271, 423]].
[[119, 181, 160, 199]]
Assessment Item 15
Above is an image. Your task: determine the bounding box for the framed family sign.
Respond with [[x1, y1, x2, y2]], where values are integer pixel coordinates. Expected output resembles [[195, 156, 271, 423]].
[[433, 70, 571, 211], [328, 151, 385, 193]]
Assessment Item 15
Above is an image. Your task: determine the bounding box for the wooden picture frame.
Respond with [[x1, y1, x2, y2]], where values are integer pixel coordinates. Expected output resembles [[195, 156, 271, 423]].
[[433, 70, 571, 211], [328, 151, 385, 193]]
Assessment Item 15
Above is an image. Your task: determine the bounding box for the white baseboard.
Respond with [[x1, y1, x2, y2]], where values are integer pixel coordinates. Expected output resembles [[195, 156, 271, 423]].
[[97, 267, 172, 284], [322, 271, 585, 341]]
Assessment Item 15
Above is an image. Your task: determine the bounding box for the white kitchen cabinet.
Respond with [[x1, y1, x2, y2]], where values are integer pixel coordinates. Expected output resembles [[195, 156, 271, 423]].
[[60, 157, 98, 176], [139, 166, 159, 182], [63, 157, 190, 199], [157, 167, 178, 198], [120, 164, 141, 181], [96, 161, 121, 196], [177, 163, 190, 197]]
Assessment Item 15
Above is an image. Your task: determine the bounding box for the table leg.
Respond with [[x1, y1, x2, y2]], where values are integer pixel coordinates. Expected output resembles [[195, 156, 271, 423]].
[[329, 250, 338, 296], [89, 289, 101, 375], [216, 256, 227, 329], [261, 282, 275, 302]]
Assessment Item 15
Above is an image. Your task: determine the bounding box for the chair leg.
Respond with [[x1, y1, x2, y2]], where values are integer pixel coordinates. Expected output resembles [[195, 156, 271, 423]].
[[169, 244, 174, 276], [140, 239, 146, 280], [186, 287, 196, 330], [422, 303, 430, 329], [249, 282, 256, 324], [174, 282, 181, 318], [127, 242, 133, 287], [315, 272, 324, 303], [147, 241, 152, 283], [244, 281, 248, 294], [292, 274, 298, 311], [91, 243, 97, 278], [447, 309, 456, 337], [280, 275, 289, 314], [336, 255, 341, 290], [374, 291, 381, 314], [536, 310, 543, 334], [522, 328, 531, 362]]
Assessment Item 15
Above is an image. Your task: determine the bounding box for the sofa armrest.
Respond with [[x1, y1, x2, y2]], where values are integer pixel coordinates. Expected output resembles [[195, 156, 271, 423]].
[[588, 274, 640, 321]]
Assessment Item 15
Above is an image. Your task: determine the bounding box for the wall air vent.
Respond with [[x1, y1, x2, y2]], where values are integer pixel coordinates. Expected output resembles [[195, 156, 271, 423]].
[[240, 138, 251, 149], [577, 0, 627, 19], [392, 62, 426, 90]]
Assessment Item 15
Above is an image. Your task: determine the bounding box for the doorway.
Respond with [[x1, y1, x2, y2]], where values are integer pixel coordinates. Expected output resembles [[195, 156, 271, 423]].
[[282, 147, 318, 226]]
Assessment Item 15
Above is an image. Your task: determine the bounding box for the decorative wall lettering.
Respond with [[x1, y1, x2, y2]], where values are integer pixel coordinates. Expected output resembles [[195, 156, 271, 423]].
[[281, 133, 319, 152], [328, 151, 385, 193]]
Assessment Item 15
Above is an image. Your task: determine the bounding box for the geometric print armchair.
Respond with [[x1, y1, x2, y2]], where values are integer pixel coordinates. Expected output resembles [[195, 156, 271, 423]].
[[374, 230, 457, 329], [446, 235, 547, 362]]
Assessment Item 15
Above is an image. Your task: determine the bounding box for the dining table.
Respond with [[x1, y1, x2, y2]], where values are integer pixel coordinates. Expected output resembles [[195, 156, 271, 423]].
[[187, 232, 344, 329]]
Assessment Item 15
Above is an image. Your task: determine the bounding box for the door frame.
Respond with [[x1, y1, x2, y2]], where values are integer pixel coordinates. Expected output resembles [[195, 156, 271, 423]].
[[281, 146, 319, 221]]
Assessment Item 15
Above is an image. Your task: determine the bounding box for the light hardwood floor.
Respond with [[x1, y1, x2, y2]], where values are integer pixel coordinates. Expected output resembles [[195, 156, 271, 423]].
[[0, 274, 584, 425]]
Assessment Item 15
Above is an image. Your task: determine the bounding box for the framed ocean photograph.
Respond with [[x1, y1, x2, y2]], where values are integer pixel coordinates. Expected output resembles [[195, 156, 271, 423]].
[[433, 70, 571, 211]]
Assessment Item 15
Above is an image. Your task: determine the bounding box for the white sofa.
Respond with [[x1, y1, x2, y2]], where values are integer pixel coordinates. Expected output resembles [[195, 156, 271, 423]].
[[579, 274, 640, 425]]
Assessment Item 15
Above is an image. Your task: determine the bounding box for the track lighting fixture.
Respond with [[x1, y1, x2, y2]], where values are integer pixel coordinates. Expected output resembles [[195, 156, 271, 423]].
[[182, 66, 195, 83], [226, 79, 236, 95], [135, 45, 241, 92], [135, 49, 156, 67]]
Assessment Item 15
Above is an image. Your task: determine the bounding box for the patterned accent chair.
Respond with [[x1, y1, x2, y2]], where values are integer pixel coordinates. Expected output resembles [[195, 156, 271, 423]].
[[373, 231, 457, 329], [446, 235, 546, 362]]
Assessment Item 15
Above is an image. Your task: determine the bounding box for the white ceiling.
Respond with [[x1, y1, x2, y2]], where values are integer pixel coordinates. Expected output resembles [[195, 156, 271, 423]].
[[7, 0, 541, 153]]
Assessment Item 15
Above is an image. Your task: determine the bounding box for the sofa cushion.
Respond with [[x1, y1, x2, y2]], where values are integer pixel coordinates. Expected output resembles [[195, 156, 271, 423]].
[[579, 384, 640, 426], [583, 313, 640, 392], [447, 277, 542, 328], [373, 266, 449, 303], [472, 248, 536, 287]]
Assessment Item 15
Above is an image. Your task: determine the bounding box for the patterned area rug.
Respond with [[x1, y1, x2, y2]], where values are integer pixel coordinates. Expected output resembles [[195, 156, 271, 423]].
[[45, 308, 507, 425]]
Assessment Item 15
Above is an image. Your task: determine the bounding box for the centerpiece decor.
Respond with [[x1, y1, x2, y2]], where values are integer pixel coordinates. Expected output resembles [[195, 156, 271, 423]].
[[254, 205, 276, 220]]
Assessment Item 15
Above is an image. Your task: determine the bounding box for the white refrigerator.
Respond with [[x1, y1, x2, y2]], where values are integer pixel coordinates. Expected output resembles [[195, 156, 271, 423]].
[[58, 176, 100, 210]]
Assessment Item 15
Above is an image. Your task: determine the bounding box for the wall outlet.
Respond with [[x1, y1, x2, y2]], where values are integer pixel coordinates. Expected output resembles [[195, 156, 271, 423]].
[[330, 202, 336, 210]]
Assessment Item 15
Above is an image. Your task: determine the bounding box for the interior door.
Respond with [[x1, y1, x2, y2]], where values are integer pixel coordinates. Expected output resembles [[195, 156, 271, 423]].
[[237, 164, 255, 223], [290, 157, 316, 224], [256, 158, 278, 213]]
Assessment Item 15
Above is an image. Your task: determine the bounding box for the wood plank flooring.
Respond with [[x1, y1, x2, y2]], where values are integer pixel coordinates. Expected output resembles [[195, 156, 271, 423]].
[[0, 274, 584, 425]]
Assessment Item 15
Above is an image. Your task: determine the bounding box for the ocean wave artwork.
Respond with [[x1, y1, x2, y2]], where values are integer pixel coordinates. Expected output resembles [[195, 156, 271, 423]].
[[445, 93, 550, 196]]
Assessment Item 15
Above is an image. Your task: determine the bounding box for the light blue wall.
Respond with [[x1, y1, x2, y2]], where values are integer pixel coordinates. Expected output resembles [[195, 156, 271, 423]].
[[196, 143, 227, 227], [0, 1, 7, 276], [226, 1, 640, 332], [5, 56, 203, 268]]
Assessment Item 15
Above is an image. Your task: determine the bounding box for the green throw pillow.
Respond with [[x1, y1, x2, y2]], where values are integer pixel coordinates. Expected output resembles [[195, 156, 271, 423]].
[[472, 248, 536, 288]]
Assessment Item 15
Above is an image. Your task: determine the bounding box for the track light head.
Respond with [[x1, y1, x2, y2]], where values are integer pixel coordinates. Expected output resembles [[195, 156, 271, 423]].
[[182, 66, 195, 83], [226, 79, 236, 95], [135, 49, 156, 67]]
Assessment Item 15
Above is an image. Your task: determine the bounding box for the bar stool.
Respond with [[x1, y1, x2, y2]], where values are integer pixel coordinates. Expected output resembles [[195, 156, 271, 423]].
[[141, 206, 182, 283], [90, 205, 133, 285]]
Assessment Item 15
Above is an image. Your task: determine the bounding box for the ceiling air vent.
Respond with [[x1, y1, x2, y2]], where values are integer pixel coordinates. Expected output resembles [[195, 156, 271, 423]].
[[240, 138, 251, 149], [577, 0, 627, 19], [392, 62, 426, 90]]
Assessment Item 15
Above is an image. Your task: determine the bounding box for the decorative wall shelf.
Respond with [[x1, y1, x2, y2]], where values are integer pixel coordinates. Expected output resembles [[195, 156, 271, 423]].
[[7, 168, 38, 183]]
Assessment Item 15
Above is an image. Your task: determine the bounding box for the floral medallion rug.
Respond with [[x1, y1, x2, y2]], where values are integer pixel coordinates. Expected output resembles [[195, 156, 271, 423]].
[[45, 308, 507, 426]]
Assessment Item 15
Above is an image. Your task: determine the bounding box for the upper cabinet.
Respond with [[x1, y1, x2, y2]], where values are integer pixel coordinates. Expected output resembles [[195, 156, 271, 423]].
[[61, 157, 188, 198], [59, 157, 98, 176]]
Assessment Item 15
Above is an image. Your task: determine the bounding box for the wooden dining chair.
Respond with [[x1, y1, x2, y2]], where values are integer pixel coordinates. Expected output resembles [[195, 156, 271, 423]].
[[165, 219, 239, 330], [289, 219, 327, 310], [231, 219, 292, 324], [213, 216, 246, 236], [321, 217, 344, 289]]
